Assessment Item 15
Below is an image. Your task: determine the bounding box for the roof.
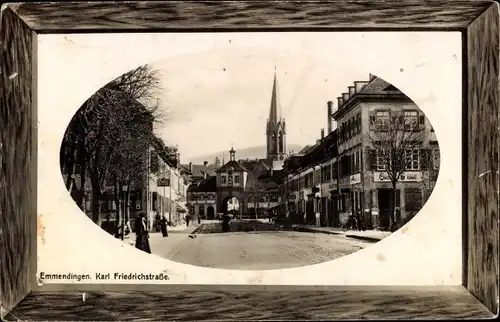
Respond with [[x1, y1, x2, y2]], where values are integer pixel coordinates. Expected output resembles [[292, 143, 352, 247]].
[[215, 160, 248, 173], [182, 163, 217, 177], [187, 176, 216, 193], [356, 76, 403, 96], [298, 145, 313, 154], [332, 75, 412, 120], [283, 129, 339, 175]]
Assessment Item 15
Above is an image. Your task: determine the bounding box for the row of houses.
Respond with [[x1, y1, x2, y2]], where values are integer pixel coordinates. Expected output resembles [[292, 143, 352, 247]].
[[277, 74, 440, 230]]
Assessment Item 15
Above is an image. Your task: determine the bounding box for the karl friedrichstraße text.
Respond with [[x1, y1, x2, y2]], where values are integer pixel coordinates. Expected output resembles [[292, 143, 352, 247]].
[[39, 272, 170, 281]]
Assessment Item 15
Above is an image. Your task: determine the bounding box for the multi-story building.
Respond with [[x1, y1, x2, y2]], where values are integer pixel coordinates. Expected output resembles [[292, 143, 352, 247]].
[[280, 128, 339, 227], [278, 74, 439, 230], [148, 143, 189, 230], [332, 74, 439, 229]]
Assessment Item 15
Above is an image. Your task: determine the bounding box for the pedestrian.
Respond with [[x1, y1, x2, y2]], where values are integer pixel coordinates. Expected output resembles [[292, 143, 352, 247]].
[[185, 215, 190, 227], [160, 215, 169, 238], [154, 213, 161, 232], [134, 213, 151, 254], [198, 215, 201, 225], [221, 213, 231, 232]]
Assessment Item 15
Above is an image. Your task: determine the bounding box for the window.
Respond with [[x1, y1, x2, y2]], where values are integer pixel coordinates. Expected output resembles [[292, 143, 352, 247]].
[[357, 113, 362, 134], [432, 149, 440, 170], [234, 175, 240, 184], [326, 164, 332, 181], [403, 111, 419, 130], [405, 188, 423, 211], [198, 206, 205, 216], [375, 111, 390, 130], [377, 150, 390, 171], [221, 175, 227, 184], [315, 169, 321, 184], [405, 149, 420, 170]]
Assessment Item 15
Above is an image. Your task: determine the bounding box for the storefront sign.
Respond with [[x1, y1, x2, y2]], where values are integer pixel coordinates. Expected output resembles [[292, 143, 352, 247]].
[[350, 173, 361, 185], [373, 171, 422, 182], [157, 178, 170, 187], [328, 180, 338, 190], [339, 177, 349, 187]]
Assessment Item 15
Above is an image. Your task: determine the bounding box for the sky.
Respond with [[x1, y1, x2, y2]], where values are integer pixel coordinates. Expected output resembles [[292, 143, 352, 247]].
[[146, 32, 453, 163]]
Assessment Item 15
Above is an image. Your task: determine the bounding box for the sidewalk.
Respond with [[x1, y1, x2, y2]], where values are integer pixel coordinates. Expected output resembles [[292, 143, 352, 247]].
[[292, 225, 391, 242], [123, 223, 200, 246]]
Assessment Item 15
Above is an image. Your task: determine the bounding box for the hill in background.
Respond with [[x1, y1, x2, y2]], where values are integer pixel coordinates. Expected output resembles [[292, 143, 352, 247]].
[[188, 144, 304, 165]]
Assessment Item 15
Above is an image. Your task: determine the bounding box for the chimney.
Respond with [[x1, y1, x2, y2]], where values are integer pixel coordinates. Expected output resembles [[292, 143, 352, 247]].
[[321, 128, 325, 140], [354, 81, 368, 93], [337, 97, 344, 109], [203, 160, 208, 167], [342, 92, 349, 102], [327, 101, 333, 133], [348, 86, 355, 97], [189, 162, 193, 173]]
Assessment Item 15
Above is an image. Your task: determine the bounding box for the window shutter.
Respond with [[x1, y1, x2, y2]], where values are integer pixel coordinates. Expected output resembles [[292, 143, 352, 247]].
[[420, 149, 430, 170], [369, 111, 375, 130], [365, 148, 375, 171], [419, 114, 425, 128]]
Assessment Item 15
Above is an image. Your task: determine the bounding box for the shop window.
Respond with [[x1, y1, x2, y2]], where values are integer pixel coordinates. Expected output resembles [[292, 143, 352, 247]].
[[405, 188, 423, 211]]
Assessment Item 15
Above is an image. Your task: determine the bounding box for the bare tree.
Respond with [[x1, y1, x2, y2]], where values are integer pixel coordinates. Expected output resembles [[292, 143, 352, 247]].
[[365, 110, 430, 232], [60, 64, 165, 227]]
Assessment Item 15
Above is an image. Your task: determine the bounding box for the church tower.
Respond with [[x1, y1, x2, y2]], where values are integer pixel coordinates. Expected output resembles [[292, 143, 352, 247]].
[[266, 67, 287, 161]]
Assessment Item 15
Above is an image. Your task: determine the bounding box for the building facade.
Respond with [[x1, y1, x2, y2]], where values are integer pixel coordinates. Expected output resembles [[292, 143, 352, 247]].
[[332, 74, 439, 229], [278, 74, 440, 231], [148, 144, 189, 230]]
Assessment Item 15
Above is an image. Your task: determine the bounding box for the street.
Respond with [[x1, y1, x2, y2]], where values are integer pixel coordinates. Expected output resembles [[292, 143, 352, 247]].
[[149, 221, 373, 270]]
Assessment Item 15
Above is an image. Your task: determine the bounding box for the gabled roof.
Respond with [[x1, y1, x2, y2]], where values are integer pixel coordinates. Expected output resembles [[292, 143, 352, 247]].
[[215, 160, 248, 173], [187, 176, 216, 193], [356, 76, 404, 96], [182, 163, 217, 178], [298, 145, 313, 154]]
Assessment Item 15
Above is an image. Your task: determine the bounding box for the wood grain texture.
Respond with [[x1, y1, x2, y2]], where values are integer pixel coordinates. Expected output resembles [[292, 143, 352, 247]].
[[4, 287, 495, 320], [8, 1, 494, 31], [467, 3, 500, 315], [0, 7, 34, 316]]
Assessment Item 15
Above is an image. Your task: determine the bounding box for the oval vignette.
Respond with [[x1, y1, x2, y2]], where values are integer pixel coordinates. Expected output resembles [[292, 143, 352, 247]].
[[59, 60, 440, 271]]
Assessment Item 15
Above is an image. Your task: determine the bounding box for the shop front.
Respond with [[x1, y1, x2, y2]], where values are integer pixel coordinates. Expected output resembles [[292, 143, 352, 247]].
[[367, 171, 424, 230]]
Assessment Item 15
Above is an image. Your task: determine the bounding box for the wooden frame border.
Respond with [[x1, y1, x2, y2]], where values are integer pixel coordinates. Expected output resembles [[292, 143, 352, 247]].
[[1, 1, 498, 320]]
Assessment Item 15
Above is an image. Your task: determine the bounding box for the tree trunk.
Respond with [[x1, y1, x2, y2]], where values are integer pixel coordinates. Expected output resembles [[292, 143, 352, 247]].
[[75, 133, 87, 210], [64, 136, 77, 190], [90, 179, 101, 225], [124, 186, 130, 226], [113, 178, 121, 237], [390, 183, 397, 232]]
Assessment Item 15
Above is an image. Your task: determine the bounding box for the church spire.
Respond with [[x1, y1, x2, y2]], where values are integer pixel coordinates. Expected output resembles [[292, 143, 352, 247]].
[[266, 66, 286, 161], [268, 66, 282, 123]]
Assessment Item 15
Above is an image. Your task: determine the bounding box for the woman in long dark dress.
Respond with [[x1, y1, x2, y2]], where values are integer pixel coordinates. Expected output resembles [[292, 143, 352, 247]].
[[135, 213, 151, 254], [160, 215, 169, 237]]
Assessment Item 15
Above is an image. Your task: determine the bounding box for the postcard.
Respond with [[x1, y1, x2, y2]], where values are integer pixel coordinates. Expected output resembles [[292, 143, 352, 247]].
[[36, 31, 462, 286]]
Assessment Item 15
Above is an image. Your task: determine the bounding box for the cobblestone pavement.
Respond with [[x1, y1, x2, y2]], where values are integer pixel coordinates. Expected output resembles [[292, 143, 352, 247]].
[[150, 228, 372, 270]]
